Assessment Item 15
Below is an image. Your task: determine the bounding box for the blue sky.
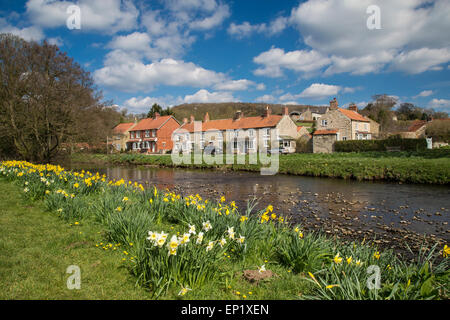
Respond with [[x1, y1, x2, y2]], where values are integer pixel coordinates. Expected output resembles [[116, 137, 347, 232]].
[[1, 0, 449, 114]]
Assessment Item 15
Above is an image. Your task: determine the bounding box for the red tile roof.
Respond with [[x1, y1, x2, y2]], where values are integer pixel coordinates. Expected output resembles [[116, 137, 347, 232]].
[[113, 122, 135, 134], [338, 108, 370, 122], [313, 129, 338, 135], [176, 114, 283, 133], [296, 126, 303, 132], [131, 116, 174, 131], [408, 120, 427, 132]]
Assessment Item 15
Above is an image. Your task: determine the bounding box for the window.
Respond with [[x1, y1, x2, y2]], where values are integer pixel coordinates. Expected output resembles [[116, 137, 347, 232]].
[[283, 141, 290, 147], [248, 139, 254, 150], [130, 132, 134, 139], [249, 129, 254, 137], [342, 136, 347, 141], [145, 130, 150, 137], [136, 131, 140, 138], [263, 128, 270, 136], [364, 123, 369, 131], [132, 142, 137, 149], [321, 119, 328, 126], [152, 130, 156, 137]]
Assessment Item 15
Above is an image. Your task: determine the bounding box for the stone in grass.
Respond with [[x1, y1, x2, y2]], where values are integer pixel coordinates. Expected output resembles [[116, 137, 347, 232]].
[[243, 269, 274, 283]]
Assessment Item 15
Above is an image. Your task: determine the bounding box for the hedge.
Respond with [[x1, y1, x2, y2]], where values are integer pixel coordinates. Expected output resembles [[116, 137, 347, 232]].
[[335, 136, 427, 152]]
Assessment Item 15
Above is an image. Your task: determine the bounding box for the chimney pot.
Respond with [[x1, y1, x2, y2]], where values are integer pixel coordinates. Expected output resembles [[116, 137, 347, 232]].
[[154, 112, 160, 119], [265, 105, 271, 117], [204, 112, 210, 122], [183, 117, 188, 124], [283, 106, 289, 116], [348, 103, 358, 112], [329, 98, 338, 110], [190, 115, 195, 123]]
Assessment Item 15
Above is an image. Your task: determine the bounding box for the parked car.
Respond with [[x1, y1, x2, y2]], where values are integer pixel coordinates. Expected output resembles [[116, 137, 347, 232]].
[[267, 147, 289, 154], [204, 145, 216, 155]]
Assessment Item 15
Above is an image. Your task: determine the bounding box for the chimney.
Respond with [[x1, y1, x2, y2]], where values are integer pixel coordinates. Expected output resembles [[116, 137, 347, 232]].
[[183, 117, 188, 124], [283, 106, 289, 116], [204, 112, 210, 122], [190, 115, 195, 123], [154, 112, 160, 119], [265, 105, 271, 117], [348, 103, 358, 112], [329, 98, 338, 110], [134, 116, 138, 124]]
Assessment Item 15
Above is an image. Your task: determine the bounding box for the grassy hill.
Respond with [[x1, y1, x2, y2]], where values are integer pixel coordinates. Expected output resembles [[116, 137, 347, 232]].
[[171, 102, 328, 122]]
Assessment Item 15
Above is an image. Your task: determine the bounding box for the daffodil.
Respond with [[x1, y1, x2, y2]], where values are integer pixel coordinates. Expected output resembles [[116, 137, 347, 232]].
[[178, 286, 192, 296], [219, 238, 227, 248], [237, 235, 245, 245], [202, 220, 212, 232], [258, 265, 266, 273], [196, 232, 204, 244], [373, 251, 381, 260], [333, 253, 343, 264], [346, 256, 353, 265], [188, 224, 196, 235], [443, 245, 450, 258], [206, 241, 214, 251]]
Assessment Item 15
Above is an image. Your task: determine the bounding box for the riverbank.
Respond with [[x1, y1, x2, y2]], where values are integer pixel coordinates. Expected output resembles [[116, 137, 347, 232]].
[[1, 160, 448, 300], [69, 149, 450, 184]]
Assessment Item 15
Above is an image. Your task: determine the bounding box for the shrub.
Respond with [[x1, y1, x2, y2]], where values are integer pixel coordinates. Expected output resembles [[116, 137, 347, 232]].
[[335, 137, 427, 152]]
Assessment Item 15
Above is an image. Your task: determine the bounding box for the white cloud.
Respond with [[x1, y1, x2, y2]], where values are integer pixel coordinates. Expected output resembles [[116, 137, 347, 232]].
[[414, 90, 434, 98], [390, 47, 450, 74], [253, 47, 331, 77], [255, 94, 276, 103], [298, 83, 342, 99], [288, 0, 450, 75], [94, 53, 226, 92], [189, 4, 230, 30], [123, 95, 181, 112], [227, 16, 288, 39], [214, 79, 255, 91], [0, 18, 44, 41], [183, 89, 237, 103], [428, 98, 450, 110], [256, 83, 266, 91], [25, 0, 139, 33]]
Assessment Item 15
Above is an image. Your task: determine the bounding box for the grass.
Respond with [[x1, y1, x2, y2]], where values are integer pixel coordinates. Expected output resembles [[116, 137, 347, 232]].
[[0, 179, 151, 299], [69, 148, 450, 184], [1, 160, 448, 300]]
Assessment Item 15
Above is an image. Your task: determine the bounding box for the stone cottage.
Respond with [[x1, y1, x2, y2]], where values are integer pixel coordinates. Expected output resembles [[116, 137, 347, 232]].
[[312, 98, 378, 153]]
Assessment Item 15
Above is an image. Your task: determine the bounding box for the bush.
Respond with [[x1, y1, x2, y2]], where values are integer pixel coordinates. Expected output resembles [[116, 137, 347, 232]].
[[335, 136, 427, 152]]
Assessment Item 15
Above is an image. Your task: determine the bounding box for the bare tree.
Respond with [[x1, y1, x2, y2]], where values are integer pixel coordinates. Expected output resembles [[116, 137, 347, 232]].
[[0, 33, 115, 162]]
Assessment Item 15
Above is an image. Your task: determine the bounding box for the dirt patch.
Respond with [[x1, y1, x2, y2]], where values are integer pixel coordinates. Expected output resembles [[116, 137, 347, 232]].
[[66, 241, 90, 250], [243, 269, 274, 283]]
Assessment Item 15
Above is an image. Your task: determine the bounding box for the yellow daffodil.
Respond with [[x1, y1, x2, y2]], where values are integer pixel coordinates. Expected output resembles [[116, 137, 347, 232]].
[[333, 253, 343, 264]]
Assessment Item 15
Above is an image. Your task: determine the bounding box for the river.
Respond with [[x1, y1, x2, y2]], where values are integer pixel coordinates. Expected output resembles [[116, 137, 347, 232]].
[[63, 162, 450, 253]]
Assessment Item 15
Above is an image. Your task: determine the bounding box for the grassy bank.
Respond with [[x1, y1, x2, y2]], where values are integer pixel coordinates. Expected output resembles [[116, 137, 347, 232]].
[[70, 149, 450, 184], [0, 180, 150, 299], [1, 160, 449, 300]]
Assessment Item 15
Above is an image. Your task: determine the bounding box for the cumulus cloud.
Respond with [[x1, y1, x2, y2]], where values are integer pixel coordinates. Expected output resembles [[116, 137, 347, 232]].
[[227, 16, 288, 39], [287, 0, 450, 75], [25, 0, 139, 33], [183, 89, 237, 103], [298, 83, 352, 99], [428, 98, 450, 110], [255, 94, 277, 103], [0, 18, 44, 41], [253, 47, 330, 77], [94, 53, 227, 92], [123, 95, 181, 112], [214, 79, 255, 91]]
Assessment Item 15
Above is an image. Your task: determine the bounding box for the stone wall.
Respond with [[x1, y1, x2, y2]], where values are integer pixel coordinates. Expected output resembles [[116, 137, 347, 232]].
[[313, 134, 337, 153]]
